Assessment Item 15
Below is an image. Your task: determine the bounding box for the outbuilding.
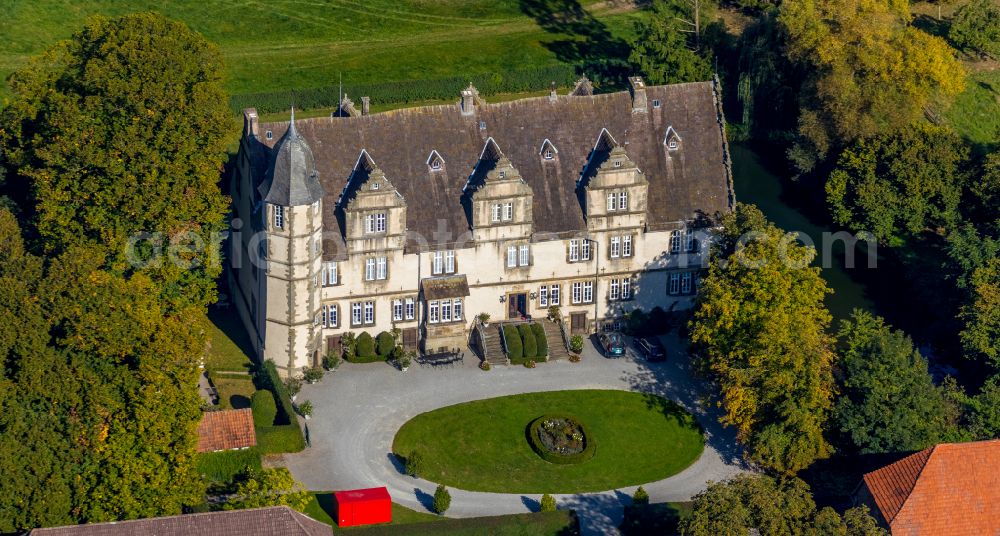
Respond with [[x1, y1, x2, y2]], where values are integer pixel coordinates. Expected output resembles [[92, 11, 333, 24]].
[[333, 487, 392, 527]]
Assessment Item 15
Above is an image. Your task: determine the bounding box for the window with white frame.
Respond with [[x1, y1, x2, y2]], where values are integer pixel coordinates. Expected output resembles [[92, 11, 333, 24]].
[[507, 246, 518, 268], [266, 130, 273, 140], [550, 284, 560, 305], [376, 257, 387, 280], [569, 240, 579, 262], [681, 272, 693, 294], [607, 192, 616, 211], [363, 301, 375, 324], [429, 301, 439, 323], [445, 250, 455, 273], [393, 299, 403, 321], [492, 204, 502, 223], [441, 300, 452, 322], [539, 286, 548, 306], [610, 279, 620, 301], [365, 258, 376, 281], [432, 251, 444, 275], [364, 212, 386, 234], [503, 202, 513, 221], [686, 229, 696, 252], [623, 235, 633, 257], [544, 150, 554, 160], [572, 282, 582, 304], [618, 191, 628, 211], [610, 236, 621, 258], [274, 205, 284, 229], [582, 239, 591, 260], [583, 281, 593, 303], [519, 244, 530, 266], [324, 262, 338, 286], [623, 278, 632, 299], [668, 273, 681, 295], [671, 230, 684, 253], [351, 302, 363, 325], [405, 297, 415, 320], [569, 239, 591, 262], [322, 304, 338, 327], [427, 299, 462, 323], [454, 298, 463, 321]]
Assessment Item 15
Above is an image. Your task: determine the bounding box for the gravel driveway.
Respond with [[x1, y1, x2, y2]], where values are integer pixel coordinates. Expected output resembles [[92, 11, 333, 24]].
[[283, 333, 747, 535]]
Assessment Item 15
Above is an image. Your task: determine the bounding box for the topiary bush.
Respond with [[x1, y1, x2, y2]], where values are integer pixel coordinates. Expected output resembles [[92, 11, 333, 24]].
[[356, 332, 376, 359], [633, 486, 649, 505], [251, 390, 277, 427], [519, 323, 537, 358], [433, 484, 451, 514], [569, 335, 584, 354], [540, 493, 557, 512], [256, 424, 306, 454], [403, 451, 422, 477], [531, 323, 548, 358], [503, 325, 523, 361], [376, 331, 396, 358]]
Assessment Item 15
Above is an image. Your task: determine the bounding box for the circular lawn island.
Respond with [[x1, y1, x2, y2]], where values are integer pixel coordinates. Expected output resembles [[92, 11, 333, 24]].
[[392, 389, 704, 493]]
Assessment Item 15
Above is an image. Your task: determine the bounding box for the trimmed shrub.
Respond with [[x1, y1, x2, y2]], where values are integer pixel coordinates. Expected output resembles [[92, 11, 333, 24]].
[[356, 332, 376, 359], [250, 390, 277, 427], [503, 325, 523, 361], [569, 335, 585, 354], [527, 415, 597, 465], [540, 493, 557, 512], [257, 360, 297, 426], [322, 351, 341, 371], [632, 486, 649, 505], [403, 451, 423, 477], [196, 448, 262, 483], [519, 324, 537, 358], [303, 367, 324, 383], [257, 425, 306, 454], [376, 331, 396, 358], [433, 484, 451, 514], [531, 323, 548, 358]]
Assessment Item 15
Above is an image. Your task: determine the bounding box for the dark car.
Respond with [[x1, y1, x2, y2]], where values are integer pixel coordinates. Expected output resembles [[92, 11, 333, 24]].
[[635, 337, 666, 362], [597, 332, 627, 358]]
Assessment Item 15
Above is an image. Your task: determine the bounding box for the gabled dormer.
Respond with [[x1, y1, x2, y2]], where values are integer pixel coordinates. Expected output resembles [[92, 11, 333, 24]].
[[426, 150, 445, 173], [580, 128, 648, 233], [664, 126, 682, 152], [539, 139, 558, 163], [338, 150, 407, 252], [464, 137, 533, 242]]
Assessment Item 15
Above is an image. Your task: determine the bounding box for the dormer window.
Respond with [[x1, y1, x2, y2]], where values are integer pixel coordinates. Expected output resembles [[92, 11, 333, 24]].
[[539, 139, 558, 161], [427, 150, 445, 172], [652, 99, 661, 108], [614, 160, 623, 168], [479, 121, 486, 130], [668, 140, 679, 150], [265, 130, 273, 140], [432, 160, 441, 170], [544, 150, 554, 160], [498, 170, 506, 179], [273, 205, 284, 229], [664, 126, 682, 151]]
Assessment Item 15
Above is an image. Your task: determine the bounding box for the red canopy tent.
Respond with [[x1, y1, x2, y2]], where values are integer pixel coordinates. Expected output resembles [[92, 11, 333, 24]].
[[333, 487, 392, 527]]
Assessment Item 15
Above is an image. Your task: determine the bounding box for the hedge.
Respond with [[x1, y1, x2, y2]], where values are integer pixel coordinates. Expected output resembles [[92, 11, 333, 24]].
[[196, 448, 261, 483], [257, 360, 296, 426], [230, 65, 579, 115], [503, 325, 523, 361], [531, 323, 548, 358], [250, 390, 277, 427], [257, 425, 306, 454], [356, 332, 376, 359], [518, 324, 537, 359], [527, 415, 597, 465], [376, 331, 396, 358]]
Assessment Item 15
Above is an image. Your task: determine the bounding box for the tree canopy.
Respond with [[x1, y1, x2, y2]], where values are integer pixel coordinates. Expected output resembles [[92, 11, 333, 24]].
[[835, 310, 962, 454], [960, 258, 1000, 369], [0, 12, 231, 311], [950, 0, 1000, 59], [223, 468, 311, 512], [629, 0, 713, 85], [679, 474, 886, 536], [690, 203, 836, 473], [779, 0, 965, 171]]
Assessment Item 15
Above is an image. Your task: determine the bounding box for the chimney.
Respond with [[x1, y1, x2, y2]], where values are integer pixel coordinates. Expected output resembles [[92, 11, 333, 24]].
[[243, 108, 259, 138], [549, 81, 558, 102], [361, 96, 370, 116], [629, 76, 647, 113], [460, 84, 479, 116]]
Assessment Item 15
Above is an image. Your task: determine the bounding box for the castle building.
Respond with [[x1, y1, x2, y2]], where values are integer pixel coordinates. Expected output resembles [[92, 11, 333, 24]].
[[229, 77, 734, 374]]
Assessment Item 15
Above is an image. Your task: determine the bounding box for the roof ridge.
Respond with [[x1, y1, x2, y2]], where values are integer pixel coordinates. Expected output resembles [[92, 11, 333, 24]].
[[870, 445, 935, 524]]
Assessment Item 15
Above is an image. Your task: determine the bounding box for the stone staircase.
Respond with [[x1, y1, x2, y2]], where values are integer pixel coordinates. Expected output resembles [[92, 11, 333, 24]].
[[540, 319, 571, 361], [480, 325, 509, 366]]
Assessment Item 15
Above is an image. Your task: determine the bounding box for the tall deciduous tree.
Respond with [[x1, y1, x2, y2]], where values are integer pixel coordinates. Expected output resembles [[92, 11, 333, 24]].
[[835, 310, 962, 454], [825, 123, 967, 245], [690, 203, 836, 473], [960, 258, 1000, 369], [223, 468, 311, 512], [779, 0, 965, 171], [629, 0, 713, 85], [679, 474, 886, 535], [0, 12, 230, 311]]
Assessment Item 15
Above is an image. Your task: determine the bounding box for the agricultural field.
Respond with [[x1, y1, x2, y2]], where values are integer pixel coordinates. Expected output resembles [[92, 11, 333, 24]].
[[0, 0, 646, 111]]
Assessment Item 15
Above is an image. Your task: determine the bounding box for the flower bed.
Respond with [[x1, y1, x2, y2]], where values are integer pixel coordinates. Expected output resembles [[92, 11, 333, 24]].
[[527, 415, 596, 465]]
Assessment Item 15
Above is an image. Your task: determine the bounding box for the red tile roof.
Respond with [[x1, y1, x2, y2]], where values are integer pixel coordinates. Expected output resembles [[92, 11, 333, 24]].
[[29, 506, 330, 536], [196, 408, 257, 453], [861, 439, 1000, 535]]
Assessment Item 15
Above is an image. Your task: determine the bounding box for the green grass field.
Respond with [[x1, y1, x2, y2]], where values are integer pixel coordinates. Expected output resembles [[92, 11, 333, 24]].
[[0, 0, 645, 106], [393, 390, 704, 493], [944, 68, 1000, 149]]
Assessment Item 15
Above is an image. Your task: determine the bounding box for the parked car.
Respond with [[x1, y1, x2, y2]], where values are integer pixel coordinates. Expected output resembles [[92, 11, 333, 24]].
[[635, 337, 666, 362], [597, 332, 627, 358]]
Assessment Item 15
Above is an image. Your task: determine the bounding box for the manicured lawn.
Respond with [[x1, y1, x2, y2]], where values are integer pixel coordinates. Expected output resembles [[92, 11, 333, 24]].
[[944, 68, 1000, 148], [210, 374, 255, 410], [203, 310, 255, 373], [0, 0, 645, 103], [392, 390, 704, 493], [196, 448, 262, 483]]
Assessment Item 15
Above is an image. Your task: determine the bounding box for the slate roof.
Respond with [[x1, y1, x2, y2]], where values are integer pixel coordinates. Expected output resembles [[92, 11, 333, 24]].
[[29, 506, 331, 536], [259, 110, 325, 206], [196, 408, 257, 453], [861, 439, 1000, 535], [250, 80, 732, 252]]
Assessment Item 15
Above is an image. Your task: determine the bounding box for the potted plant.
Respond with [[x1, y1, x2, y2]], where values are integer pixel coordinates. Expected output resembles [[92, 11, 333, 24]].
[[397, 350, 414, 372], [296, 400, 313, 420], [322, 351, 341, 372], [303, 367, 324, 384], [477, 312, 491, 327], [480, 361, 491, 371], [285, 376, 303, 401], [547, 305, 562, 322]]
